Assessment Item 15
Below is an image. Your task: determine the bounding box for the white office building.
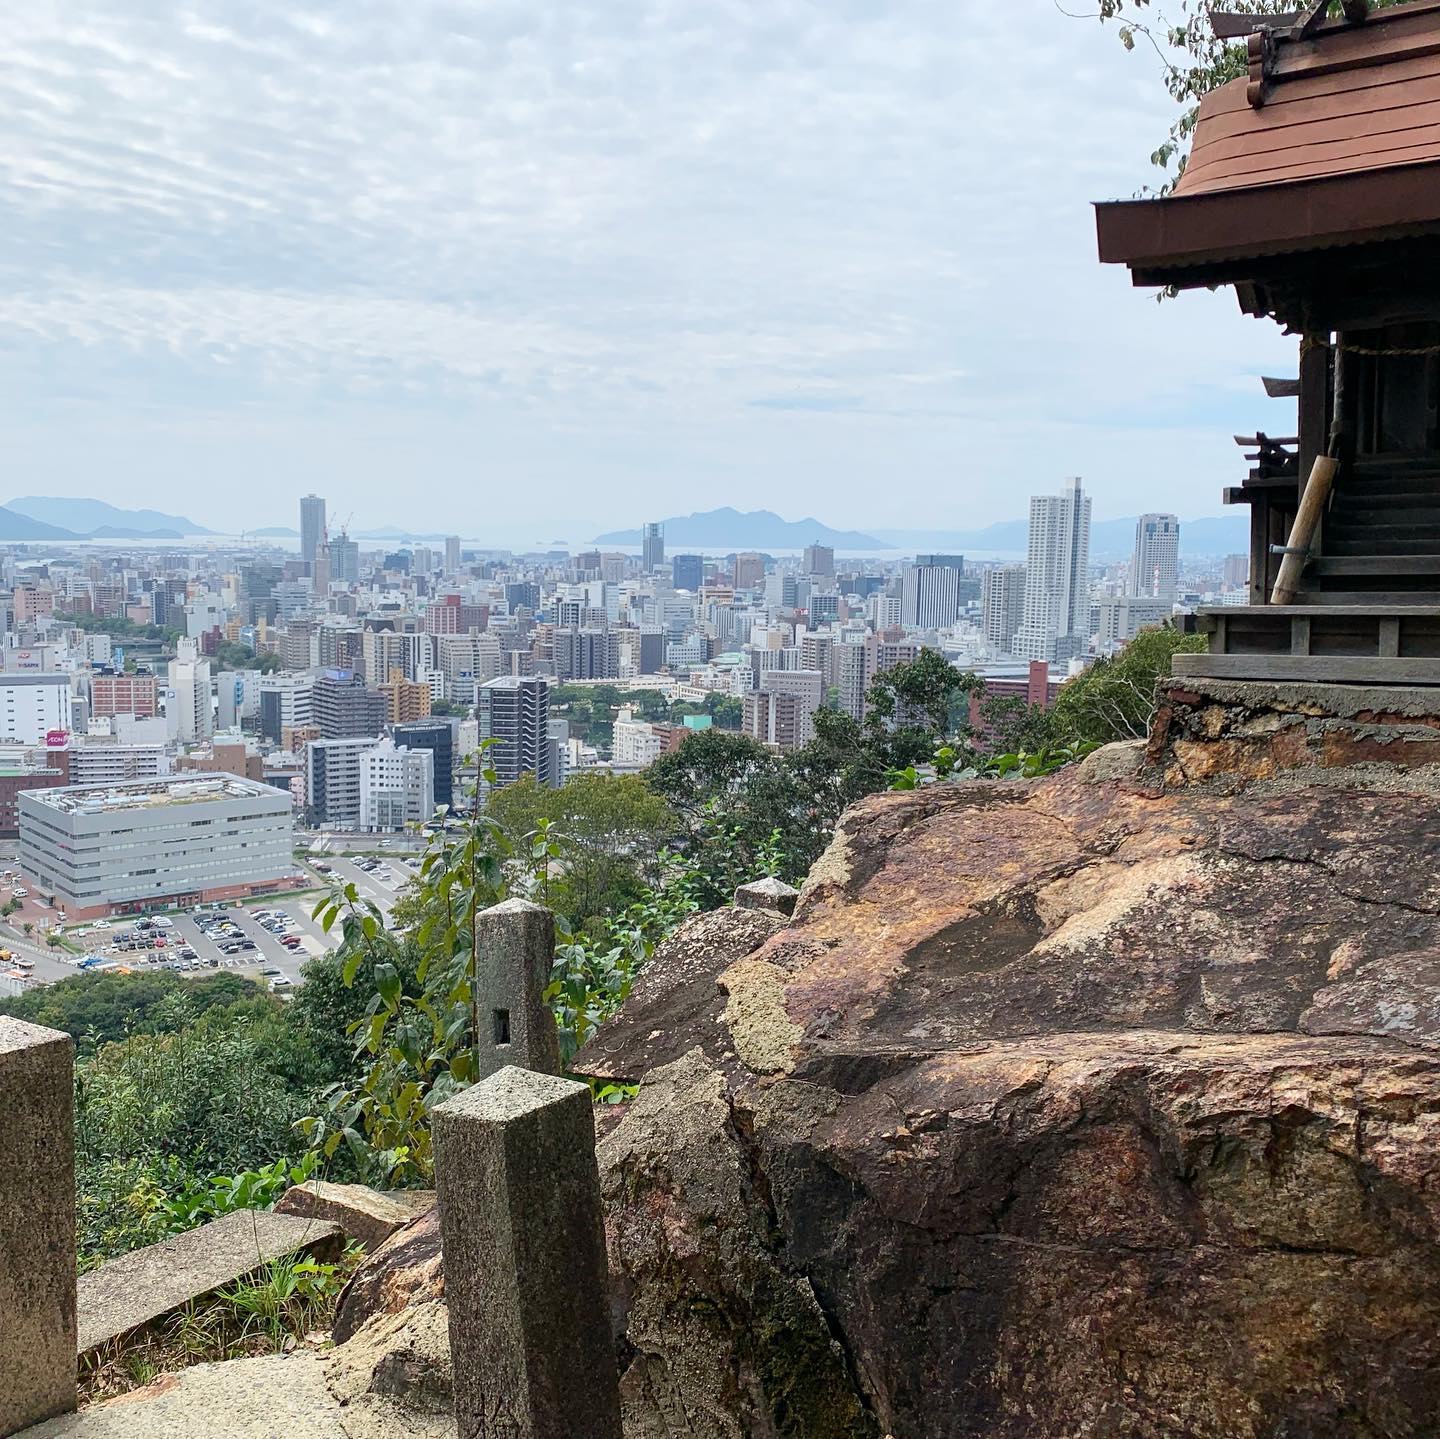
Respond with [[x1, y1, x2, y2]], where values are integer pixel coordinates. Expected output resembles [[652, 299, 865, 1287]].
[[1016, 478, 1093, 664], [612, 707, 665, 769], [18, 775, 294, 919], [167, 637, 214, 743], [67, 742, 170, 787], [0, 674, 73, 743], [901, 561, 963, 630], [358, 739, 435, 832]]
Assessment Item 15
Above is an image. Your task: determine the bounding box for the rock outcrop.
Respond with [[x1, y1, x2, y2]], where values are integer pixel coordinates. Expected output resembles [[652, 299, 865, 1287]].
[[576, 728, 1440, 1438]]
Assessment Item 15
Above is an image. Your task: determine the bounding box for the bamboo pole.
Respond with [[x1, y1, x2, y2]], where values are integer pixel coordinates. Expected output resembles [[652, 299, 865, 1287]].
[[1270, 453, 1339, 605], [1270, 337, 1347, 607]]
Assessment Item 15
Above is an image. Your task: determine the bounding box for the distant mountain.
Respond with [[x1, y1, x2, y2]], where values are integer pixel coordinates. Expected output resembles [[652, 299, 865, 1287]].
[[87, 525, 185, 540], [354, 527, 451, 541], [7, 496, 213, 537], [871, 513, 1249, 561], [595, 508, 884, 550], [0, 506, 79, 540], [249, 526, 300, 538]]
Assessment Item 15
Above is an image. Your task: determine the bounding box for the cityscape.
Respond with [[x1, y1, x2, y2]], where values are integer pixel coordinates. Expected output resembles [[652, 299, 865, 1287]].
[[0, 480, 1239, 991]]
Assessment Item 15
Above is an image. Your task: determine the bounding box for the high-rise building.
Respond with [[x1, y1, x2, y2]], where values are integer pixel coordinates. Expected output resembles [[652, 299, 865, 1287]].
[[166, 638, 213, 743], [306, 735, 373, 826], [981, 565, 1027, 655], [1223, 553, 1249, 591], [1015, 478, 1093, 664], [733, 553, 765, 590], [377, 668, 433, 725], [802, 544, 835, 578], [300, 494, 326, 570], [0, 675, 73, 744], [312, 670, 388, 740], [327, 533, 360, 584], [259, 673, 315, 745], [476, 676, 554, 788], [642, 522, 665, 572], [445, 536, 462, 574], [359, 739, 435, 832], [672, 554, 704, 592], [901, 559, 963, 630], [393, 719, 455, 811], [91, 671, 158, 720], [1130, 514, 1180, 605]]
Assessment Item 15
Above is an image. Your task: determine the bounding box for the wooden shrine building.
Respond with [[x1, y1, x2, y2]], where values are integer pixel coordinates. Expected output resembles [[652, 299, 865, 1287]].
[[1096, 0, 1440, 683]]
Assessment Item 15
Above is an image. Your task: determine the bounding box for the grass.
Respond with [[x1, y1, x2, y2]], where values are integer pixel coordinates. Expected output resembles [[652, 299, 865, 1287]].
[[79, 1246, 363, 1406]]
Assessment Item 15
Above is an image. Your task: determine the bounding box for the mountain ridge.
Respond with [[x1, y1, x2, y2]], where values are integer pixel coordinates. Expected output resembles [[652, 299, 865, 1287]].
[[595, 508, 884, 549], [7, 496, 213, 537]]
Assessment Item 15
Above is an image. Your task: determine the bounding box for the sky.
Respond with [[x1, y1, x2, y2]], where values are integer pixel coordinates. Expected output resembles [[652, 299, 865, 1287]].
[[0, 1, 1299, 543]]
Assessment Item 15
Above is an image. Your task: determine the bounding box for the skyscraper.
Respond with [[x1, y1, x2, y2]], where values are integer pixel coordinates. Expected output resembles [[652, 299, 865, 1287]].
[[166, 637, 213, 743], [445, 535, 462, 574], [1130, 514, 1180, 605], [981, 564, 1027, 654], [327, 533, 360, 584], [901, 558, 963, 630], [802, 544, 835, 578], [476, 676, 554, 788], [1015, 478, 1093, 664], [642, 522, 665, 572], [672, 554, 704, 592], [300, 494, 326, 570]]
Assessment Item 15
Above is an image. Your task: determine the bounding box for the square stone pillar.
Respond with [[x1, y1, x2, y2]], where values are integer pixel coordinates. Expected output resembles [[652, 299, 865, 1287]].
[[0, 1017, 76, 1435], [474, 898, 560, 1083], [433, 1066, 622, 1439]]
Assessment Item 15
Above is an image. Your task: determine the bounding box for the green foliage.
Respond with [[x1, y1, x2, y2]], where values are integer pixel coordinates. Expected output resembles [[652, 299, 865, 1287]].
[[889, 740, 1100, 790], [1048, 624, 1206, 745], [864, 649, 979, 769], [0, 969, 264, 1052], [75, 1001, 314, 1265], [214, 640, 281, 673], [1095, 0, 1410, 179], [485, 771, 678, 928], [57, 611, 183, 646], [158, 1154, 319, 1233]]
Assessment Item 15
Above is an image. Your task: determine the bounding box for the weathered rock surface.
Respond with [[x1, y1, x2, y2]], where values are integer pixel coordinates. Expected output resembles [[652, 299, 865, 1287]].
[[276, 1181, 433, 1253], [576, 750, 1440, 1438], [333, 1206, 444, 1346], [324, 1300, 454, 1439], [578, 904, 786, 1085]]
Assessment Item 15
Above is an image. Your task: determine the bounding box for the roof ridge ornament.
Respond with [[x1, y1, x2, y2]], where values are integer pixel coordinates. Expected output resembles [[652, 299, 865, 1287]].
[[1229, 1, 1372, 106]]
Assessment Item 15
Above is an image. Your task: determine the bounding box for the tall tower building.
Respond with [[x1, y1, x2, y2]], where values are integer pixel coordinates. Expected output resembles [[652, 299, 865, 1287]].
[[1015, 478, 1093, 664], [981, 564, 1027, 655], [642, 522, 665, 573], [167, 636, 214, 743], [901, 557, 964, 630], [445, 536, 462, 574], [1130, 514, 1180, 605], [476, 676, 554, 788], [802, 544, 835, 578], [300, 494, 326, 570]]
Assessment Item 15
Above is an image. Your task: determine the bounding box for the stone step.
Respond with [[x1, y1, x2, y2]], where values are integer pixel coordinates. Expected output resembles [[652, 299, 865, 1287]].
[[77, 1209, 343, 1357]]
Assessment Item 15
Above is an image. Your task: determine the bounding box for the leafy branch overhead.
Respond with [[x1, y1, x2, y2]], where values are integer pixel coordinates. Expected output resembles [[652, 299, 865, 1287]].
[[1094, 0, 1409, 177]]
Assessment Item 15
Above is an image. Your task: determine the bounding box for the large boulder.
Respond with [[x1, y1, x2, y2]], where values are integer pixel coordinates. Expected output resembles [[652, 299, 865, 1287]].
[[578, 746, 1440, 1438], [333, 1207, 444, 1346]]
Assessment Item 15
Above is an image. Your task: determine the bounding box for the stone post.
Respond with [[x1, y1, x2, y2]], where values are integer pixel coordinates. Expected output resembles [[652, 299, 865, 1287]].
[[475, 897, 560, 1083], [0, 1017, 76, 1435], [433, 1066, 623, 1439], [734, 876, 800, 917]]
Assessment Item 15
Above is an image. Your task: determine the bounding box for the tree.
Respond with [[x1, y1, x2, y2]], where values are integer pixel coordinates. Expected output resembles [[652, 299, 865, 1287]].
[[485, 772, 678, 927], [1095, 0, 1409, 180], [0, 969, 264, 1051], [864, 651, 975, 769], [1048, 624, 1206, 745]]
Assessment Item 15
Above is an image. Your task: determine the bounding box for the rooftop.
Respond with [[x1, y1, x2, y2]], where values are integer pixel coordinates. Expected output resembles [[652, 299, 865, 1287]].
[[23, 774, 285, 817], [1096, 0, 1440, 282]]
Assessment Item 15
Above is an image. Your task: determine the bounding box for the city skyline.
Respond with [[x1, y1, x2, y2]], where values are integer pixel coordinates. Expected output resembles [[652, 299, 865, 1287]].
[[2, 4, 1295, 538]]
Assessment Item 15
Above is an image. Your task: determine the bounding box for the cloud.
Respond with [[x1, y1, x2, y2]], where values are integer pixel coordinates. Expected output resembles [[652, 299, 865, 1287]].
[[0, 1, 1295, 533]]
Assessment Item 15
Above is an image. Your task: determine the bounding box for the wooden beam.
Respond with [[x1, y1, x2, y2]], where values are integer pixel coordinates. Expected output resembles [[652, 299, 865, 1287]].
[[1290, 616, 1312, 655], [1379, 618, 1402, 658], [1173, 654, 1440, 683], [1262, 377, 1300, 398]]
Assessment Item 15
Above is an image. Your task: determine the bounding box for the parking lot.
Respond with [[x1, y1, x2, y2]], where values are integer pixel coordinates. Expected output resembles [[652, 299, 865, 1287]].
[[43, 856, 413, 993]]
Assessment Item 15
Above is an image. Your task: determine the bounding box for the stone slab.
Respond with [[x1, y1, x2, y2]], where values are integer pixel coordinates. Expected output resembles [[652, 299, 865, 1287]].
[[432, 1067, 622, 1439], [23, 1353, 354, 1439], [275, 1181, 427, 1253], [733, 876, 799, 916], [76, 1209, 342, 1356], [0, 1016, 77, 1435]]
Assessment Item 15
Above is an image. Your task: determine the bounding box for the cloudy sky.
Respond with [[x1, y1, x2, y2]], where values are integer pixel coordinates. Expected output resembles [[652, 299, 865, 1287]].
[[0, 1, 1296, 541]]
